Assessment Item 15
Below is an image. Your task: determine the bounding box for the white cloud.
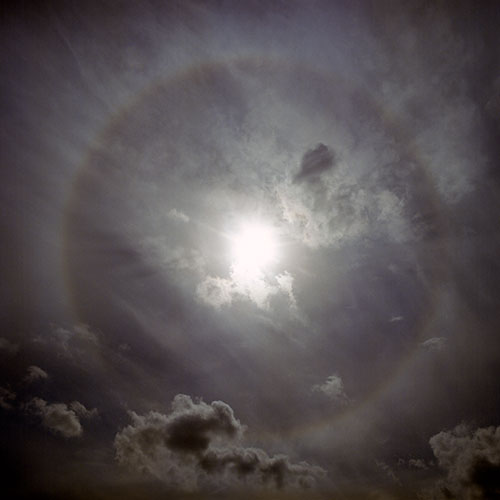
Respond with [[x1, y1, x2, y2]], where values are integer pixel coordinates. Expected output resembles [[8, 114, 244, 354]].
[[196, 268, 297, 311]]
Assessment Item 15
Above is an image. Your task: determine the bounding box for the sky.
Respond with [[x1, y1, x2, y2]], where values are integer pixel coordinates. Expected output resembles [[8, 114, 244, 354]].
[[1, 1, 500, 498]]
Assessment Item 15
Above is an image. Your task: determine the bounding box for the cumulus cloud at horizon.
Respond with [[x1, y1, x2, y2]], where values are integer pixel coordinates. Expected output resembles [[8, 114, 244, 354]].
[[114, 394, 325, 491]]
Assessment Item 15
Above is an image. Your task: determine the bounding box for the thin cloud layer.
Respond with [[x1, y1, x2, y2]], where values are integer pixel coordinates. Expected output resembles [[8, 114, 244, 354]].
[[114, 394, 325, 491]]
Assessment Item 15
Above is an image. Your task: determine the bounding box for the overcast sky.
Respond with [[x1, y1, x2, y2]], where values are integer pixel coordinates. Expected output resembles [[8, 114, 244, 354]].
[[1, 1, 500, 499]]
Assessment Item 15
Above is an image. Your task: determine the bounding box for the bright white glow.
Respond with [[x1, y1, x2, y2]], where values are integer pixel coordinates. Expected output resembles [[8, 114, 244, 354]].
[[230, 223, 277, 275]]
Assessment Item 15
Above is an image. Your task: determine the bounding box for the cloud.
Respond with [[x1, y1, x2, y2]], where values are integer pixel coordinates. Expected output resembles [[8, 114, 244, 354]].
[[389, 316, 404, 323], [35, 323, 99, 352], [294, 143, 336, 182], [426, 424, 500, 499], [70, 400, 98, 419], [196, 270, 297, 311], [0, 386, 16, 410], [0, 337, 19, 355], [27, 398, 97, 438], [167, 208, 190, 223], [24, 365, 48, 383], [312, 374, 349, 405], [114, 394, 325, 491], [408, 458, 428, 470], [277, 165, 411, 249], [420, 337, 447, 352], [375, 460, 401, 485]]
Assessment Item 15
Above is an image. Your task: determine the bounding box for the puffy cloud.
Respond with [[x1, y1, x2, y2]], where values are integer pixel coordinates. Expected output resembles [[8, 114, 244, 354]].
[[0, 337, 19, 355], [114, 394, 325, 491], [0, 386, 16, 410], [70, 400, 98, 419], [312, 374, 349, 405], [427, 424, 500, 499], [27, 398, 97, 438], [294, 143, 336, 182], [420, 337, 447, 352], [24, 365, 48, 383]]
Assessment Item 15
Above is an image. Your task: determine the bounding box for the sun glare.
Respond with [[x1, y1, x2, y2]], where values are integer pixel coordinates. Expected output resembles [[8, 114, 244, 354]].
[[230, 223, 277, 274]]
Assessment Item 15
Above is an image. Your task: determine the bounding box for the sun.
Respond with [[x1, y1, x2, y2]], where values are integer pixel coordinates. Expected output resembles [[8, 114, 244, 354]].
[[230, 222, 277, 274]]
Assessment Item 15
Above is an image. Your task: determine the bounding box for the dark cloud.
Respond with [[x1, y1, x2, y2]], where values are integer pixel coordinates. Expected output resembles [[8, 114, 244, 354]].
[[426, 424, 500, 499], [294, 143, 336, 183], [114, 394, 324, 491], [0, 337, 19, 355], [199, 447, 325, 489], [0, 386, 16, 410], [24, 365, 48, 383], [408, 458, 428, 470], [27, 397, 97, 438]]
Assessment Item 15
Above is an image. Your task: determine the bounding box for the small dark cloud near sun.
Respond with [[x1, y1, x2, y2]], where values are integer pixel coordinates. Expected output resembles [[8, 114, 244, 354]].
[[294, 143, 336, 183]]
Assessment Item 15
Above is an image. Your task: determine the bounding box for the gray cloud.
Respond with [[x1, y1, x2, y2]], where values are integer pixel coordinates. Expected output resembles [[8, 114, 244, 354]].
[[114, 394, 325, 491], [375, 460, 401, 485], [312, 374, 349, 405], [24, 365, 48, 383], [70, 400, 98, 419], [420, 337, 447, 352], [167, 208, 190, 223], [294, 143, 336, 183], [0, 337, 19, 355], [427, 424, 500, 499], [408, 458, 428, 470], [27, 397, 97, 438]]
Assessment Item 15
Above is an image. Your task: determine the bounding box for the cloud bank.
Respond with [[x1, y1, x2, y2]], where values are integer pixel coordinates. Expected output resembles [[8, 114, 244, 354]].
[[114, 394, 325, 491]]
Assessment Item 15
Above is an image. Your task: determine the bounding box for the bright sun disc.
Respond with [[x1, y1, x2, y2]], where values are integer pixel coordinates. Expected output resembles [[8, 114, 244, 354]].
[[231, 223, 277, 271]]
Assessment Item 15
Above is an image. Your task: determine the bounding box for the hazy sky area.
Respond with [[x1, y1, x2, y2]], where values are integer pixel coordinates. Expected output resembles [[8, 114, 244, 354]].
[[1, 1, 500, 499]]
